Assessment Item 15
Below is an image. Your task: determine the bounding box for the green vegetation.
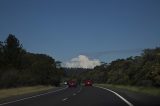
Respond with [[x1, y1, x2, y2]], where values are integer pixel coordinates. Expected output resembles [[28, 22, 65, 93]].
[[79, 47, 160, 88], [0, 34, 65, 88], [0, 86, 53, 99], [95, 84, 160, 96], [1, 34, 160, 91]]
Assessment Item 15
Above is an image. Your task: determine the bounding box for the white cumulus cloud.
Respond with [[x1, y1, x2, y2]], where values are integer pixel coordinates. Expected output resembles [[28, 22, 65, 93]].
[[65, 55, 101, 69]]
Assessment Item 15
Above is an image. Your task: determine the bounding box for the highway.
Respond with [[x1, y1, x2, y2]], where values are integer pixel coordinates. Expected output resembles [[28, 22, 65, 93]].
[[0, 86, 133, 106]]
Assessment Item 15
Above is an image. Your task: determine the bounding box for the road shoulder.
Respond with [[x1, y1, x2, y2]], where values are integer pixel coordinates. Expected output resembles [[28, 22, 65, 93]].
[[94, 84, 160, 106]]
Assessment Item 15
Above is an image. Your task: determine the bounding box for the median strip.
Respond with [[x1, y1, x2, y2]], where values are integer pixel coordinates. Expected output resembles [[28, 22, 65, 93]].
[[0, 86, 53, 100], [0, 86, 68, 106]]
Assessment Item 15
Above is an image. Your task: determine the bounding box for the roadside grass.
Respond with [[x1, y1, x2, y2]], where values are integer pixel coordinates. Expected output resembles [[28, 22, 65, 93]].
[[0, 86, 54, 100], [95, 84, 160, 96]]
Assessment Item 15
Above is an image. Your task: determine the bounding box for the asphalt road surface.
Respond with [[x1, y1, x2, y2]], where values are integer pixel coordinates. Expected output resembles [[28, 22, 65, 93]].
[[0, 86, 134, 106]]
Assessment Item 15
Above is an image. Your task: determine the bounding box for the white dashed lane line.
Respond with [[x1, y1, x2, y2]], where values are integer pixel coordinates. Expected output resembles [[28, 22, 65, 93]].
[[62, 86, 82, 102], [77, 90, 80, 93], [77, 86, 82, 93], [73, 93, 76, 96], [62, 98, 68, 101]]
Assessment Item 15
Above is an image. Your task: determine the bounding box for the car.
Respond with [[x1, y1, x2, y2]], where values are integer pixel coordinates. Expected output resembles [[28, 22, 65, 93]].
[[67, 80, 77, 87], [63, 81, 68, 85], [84, 80, 93, 86]]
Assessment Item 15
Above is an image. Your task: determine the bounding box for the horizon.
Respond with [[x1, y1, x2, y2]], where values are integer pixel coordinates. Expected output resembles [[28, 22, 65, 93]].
[[0, 0, 160, 68]]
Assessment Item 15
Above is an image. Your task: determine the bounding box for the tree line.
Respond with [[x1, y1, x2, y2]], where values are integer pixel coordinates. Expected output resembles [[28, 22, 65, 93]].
[[1, 34, 160, 88], [0, 34, 65, 88], [79, 47, 160, 87]]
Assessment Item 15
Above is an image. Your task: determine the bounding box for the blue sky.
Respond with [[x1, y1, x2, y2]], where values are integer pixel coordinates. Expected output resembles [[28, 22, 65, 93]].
[[0, 0, 160, 64]]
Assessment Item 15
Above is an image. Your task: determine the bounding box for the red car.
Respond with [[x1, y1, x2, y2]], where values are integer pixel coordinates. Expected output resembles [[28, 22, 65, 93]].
[[67, 80, 77, 87], [84, 80, 93, 86]]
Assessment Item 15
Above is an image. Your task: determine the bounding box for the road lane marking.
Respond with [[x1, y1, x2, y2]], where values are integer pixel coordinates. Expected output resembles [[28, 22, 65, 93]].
[[95, 86, 134, 106], [77, 86, 82, 93], [62, 98, 68, 101], [0, 86, 68, 106], [73, 93, 76, 96], [79, 86, 82, 91]]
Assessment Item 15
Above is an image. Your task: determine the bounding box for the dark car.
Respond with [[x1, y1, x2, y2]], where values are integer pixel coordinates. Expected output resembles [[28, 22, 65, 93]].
[[84, 80, 93, 86], [67, 80, 77, 87]]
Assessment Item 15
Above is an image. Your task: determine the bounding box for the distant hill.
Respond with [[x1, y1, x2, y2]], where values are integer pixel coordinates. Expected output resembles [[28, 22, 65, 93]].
[[64, 68, 92, 77]]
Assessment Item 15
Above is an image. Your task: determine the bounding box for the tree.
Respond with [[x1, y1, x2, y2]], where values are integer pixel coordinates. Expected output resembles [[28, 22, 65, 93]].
[[4, 34, 23, 68], [0, 41, 4, 79], [55, 61, 62, 68], [0, 34, 65, 88], [0, 41, 4, 68]]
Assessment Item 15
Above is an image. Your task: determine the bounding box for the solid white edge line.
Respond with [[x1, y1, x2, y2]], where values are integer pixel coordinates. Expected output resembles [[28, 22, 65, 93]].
[[94, 86, 134, 106], [0, 86, 68, 106]]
